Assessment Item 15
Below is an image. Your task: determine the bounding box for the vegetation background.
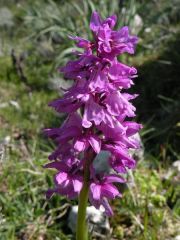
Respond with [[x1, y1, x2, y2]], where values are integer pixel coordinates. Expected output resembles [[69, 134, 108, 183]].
[[0, 0, 179, 239]]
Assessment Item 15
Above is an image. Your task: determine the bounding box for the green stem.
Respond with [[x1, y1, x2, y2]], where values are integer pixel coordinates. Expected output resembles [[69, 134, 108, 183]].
[[76, 180, 89, 240], [76, 150, 94, 240]]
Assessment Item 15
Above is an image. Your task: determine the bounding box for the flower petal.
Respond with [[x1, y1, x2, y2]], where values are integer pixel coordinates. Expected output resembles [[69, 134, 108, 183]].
[[72, 179, 83, 192], [82, 97, 105, 128], [102, 183, 121, 199], [90, 11, 102, 33], [105, 174, 125, 183], [55, 172, 68, 184], [74, 138, 88, 152], [88, 135, 101, 153], [90, 183, 101, 200], [102, 198, 114, 216]]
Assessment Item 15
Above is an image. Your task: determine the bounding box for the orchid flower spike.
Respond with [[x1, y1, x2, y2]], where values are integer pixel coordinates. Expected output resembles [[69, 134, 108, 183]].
[[44, 10, 142, 239]]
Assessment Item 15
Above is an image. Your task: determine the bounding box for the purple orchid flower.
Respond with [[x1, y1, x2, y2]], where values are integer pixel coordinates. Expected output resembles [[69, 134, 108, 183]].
[[89, 171, 125, 216], [44, 157, 83, 199], [45, 11, 141, 220]]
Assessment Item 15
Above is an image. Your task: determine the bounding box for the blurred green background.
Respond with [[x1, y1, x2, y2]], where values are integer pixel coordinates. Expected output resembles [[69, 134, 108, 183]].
[[0, 0, 179, 239]]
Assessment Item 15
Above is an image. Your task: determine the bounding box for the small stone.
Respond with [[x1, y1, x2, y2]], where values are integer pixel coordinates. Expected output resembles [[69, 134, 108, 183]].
[[172, 160, 180, 172], [145, 27, 151, 33], [162, 160, 180, 183], [93, 134, 144, 175], [93, 150, 111, 173], [0, 7, 14, 27], [131, 14, 143, 34], [174, 236, 180, 240], [9, 100, 20, 110], [68, 205, 110, 238], [0, 102, 9, 108], [3, 136, 11, 145]]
